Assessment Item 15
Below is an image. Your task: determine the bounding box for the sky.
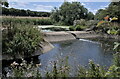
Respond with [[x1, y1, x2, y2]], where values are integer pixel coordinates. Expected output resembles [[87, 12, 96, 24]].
[[8, 0, 112, 14]]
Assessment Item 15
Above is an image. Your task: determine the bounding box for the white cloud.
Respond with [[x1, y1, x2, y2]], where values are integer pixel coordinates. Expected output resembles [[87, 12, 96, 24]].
[[69, 0, 78, 2], [87, 8, 98, 14], [100, 4, 109, 9], [32, 4, 54, 12], [9, 2, 28, 8], [81, 3, 86, 6], [9, 2, 54, 12], [8, 0, 113, 2]]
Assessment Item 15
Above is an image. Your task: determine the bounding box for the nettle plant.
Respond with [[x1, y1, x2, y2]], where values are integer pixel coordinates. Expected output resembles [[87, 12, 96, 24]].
[[2, 23, 43, 57]]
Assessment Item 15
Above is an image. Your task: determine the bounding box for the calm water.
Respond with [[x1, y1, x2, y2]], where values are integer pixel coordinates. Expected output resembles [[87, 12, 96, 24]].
[[39, 38, 116, 75]]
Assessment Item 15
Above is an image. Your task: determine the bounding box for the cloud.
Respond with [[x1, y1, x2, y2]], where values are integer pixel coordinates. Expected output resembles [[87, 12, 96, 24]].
[[69, 0, 78, 2], [32, 4, 54, 12], [81, 3, 86, 6], [9, 2, 28, 8], [87, 8, 98, 14], [8, 0, 113, 2], [100, 4, 109, 9], [9, 2, 54, 12]]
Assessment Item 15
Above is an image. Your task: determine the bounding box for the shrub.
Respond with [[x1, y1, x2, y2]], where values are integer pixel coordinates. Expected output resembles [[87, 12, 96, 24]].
[[75, 25, 87, 31], [2, 23, 43, 57], [69, 26, 75, 31], [95, 21, 120, 35], [86, 20, 99, 27], [73, 19, 86, 26]]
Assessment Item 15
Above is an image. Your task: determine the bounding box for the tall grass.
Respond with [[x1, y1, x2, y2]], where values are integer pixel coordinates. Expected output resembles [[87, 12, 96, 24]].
[[2, 17, 53, 28]]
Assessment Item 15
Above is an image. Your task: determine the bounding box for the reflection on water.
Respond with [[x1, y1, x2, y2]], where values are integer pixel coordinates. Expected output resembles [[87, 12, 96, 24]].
[[39, 39, 115, 75]]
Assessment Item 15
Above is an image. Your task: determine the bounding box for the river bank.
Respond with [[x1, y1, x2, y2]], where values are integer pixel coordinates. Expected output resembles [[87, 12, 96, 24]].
[[2, 40, 54, 60], [2, 31, 120, 60]]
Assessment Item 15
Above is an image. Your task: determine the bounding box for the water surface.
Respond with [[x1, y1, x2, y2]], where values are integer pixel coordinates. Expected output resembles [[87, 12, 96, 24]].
[[39, 38, 116, 75]]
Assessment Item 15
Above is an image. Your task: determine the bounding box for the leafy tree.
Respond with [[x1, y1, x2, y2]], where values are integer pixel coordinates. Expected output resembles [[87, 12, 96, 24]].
[[0, 0, 9, 7], [95, 1, 120, 22], [87, 12, 94, 20], [51, 2, 94, 25]]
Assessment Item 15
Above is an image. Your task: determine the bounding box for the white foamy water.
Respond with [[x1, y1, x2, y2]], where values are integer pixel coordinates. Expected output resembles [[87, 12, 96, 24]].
[[79, 39, 100, 44]]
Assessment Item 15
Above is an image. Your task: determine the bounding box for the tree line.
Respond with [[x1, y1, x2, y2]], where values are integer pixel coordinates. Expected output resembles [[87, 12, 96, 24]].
[[0, 0, 51, 17], [2, 7, 51, 17]]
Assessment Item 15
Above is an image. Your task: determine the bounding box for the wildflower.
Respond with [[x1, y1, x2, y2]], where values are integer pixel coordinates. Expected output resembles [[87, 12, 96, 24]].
[[36, 63, 42, 67], [11, 61, 19, 66], [27, 73, 33, 77], [112, 17, 118, 20], [96, 64, 100, 67], [104, 16, 109, 21], [97, 21, 105, 27]]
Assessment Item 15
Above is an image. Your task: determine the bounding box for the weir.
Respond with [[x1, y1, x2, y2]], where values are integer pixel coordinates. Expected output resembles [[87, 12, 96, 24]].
[[43, 31, 100, 42], [43, 31, 120, 42]]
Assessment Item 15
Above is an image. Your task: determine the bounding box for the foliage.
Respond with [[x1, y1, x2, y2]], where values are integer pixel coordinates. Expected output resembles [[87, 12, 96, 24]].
[[75, 25, 87, 31], [51, 2, 94, 25], [86, 20, 99, 27], [114, 42, 120, 52], [2, 23, 43, 57], [97, 21, 106, 27], [69, 25, 88, 31], [69, 26, 75, 31], [7, 59, 41, 77], [2, 17, 53, 27], [5, 52, 120, 77], [73, 19, 86, 26], [0, 0, 9, 7], [95, 1, 120, 22], [2, 7, 51, 17], [95, 21, 120, 35], [4, 39, 120, 77]]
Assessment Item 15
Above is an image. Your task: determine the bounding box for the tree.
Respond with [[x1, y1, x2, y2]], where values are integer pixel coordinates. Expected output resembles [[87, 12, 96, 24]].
[[51, 2, 94, 25], [95, 1, 120, 22], [95, 9, 108, 20], [87, 12, 94, 20], [0, 0, 9, 7]]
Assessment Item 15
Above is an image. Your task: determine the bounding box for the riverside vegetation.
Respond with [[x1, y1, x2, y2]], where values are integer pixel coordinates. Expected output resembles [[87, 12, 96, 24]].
[[4, 44, 120, 77], [1, 0, 120, 78], [2, 22, 44, 57]]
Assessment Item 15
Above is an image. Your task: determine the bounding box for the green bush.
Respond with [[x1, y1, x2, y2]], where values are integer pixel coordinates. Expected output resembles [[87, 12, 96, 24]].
[[69, 26, 75, 31], [75, 25, 87, 31], [2, 23, 43, 57], [73, 19, 86, 26], [95, 21, 120, 35], [86, 20, 99, 27]]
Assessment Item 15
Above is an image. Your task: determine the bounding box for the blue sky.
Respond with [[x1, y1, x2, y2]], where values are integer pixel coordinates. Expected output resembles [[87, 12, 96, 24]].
[[8, 1, 110, 14]]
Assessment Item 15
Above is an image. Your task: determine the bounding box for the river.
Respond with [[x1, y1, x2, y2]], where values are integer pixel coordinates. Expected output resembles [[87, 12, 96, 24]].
[[38, 38, 117, 76]]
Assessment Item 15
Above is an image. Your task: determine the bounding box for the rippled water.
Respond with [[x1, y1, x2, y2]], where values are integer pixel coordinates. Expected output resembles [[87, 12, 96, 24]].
[[39, 38, 116, 75]]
